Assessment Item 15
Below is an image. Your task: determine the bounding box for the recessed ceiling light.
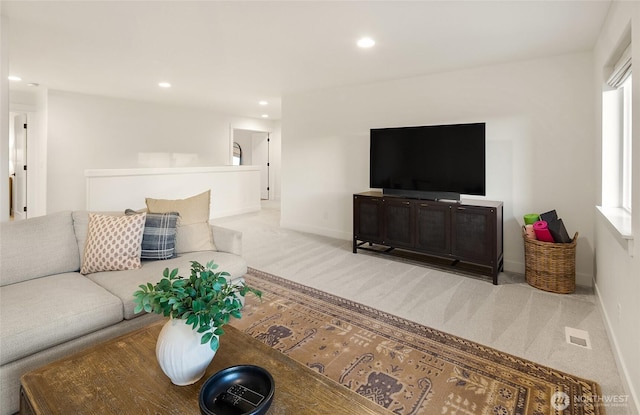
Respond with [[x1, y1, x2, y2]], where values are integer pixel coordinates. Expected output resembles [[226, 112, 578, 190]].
[[357, 37, 375, 48], [261, 114, 269, 118], [259, 100, 268, 106], [158, 82, 171, 88], [8, 76, 22, 82]]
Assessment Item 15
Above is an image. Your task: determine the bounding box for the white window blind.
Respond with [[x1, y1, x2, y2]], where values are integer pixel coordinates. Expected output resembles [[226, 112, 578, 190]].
[[607, 44, 631, 88]]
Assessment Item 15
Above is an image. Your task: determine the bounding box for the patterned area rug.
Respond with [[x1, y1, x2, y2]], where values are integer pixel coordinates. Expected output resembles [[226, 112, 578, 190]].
[[232, 268, 604, 415]]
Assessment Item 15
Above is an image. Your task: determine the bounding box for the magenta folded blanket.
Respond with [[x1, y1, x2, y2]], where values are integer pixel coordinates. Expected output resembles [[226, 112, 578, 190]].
[[533, 220, 554, 242]]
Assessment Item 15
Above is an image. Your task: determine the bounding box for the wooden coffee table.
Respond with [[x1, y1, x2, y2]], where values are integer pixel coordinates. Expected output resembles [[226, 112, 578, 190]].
[[20, 319, 393, 415]]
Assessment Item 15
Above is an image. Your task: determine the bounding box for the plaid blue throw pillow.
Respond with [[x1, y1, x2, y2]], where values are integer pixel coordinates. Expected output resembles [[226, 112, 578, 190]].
[[125, 209, 179, 260]]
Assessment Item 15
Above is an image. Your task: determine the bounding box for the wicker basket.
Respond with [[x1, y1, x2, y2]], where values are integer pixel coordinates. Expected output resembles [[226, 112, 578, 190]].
[[522, 228, 578, 294]]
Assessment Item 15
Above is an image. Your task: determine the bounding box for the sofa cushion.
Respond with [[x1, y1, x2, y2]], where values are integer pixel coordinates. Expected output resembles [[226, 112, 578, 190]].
[[0, 272, 123, 365], [145, 190, 216, 254], [80, 213, 147, 275], [72, 211, 124, 263], [0, 212, 80, 287], [86, 250, 247, 320], [125, 209, 179, 260]]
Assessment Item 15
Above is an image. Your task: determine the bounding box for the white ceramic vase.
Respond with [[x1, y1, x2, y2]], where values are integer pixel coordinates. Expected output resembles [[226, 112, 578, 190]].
[[156, 318, 217, 386]]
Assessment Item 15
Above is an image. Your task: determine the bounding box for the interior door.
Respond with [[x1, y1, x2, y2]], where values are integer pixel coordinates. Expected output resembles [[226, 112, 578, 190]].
[[252, 132, 269, 200], [12, 113, 27, 220]]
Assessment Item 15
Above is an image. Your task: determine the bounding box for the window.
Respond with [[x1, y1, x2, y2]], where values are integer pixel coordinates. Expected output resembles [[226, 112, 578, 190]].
[[621, 75, 632, 211], [602, 44, 632, 213], [232, 142, 242, 166]]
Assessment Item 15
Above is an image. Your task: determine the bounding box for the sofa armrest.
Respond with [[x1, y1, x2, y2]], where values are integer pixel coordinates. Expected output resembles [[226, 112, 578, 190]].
[[211, 225, 242, 256]]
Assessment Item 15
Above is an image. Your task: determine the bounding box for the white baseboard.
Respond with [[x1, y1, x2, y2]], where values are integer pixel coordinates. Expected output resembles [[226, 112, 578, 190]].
[[594, 281, 640, 415], [210, 204, 261, 219], [500, 260, 594, 288], [279, 220, 352, 241], [503, 259, 525, 274], [276, 231, 594, 289]]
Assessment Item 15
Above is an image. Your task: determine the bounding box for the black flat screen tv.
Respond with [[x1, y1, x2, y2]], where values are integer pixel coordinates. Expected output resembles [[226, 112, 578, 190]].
[[370, 122, 485, 201]]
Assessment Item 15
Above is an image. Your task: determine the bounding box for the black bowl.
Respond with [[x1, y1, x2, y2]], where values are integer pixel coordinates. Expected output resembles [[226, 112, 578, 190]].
[[199, 365, 275, 415]]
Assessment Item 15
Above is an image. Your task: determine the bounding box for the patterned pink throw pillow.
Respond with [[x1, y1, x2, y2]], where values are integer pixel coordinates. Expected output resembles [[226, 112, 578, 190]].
[[80, 213, 146, 275]]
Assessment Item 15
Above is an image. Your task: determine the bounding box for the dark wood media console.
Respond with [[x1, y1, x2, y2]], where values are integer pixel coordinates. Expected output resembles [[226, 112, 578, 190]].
[[353, 191, 504, 284]]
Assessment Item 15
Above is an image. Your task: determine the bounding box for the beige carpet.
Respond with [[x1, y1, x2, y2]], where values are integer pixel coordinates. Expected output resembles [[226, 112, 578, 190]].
[[231, 268, 604, 415]]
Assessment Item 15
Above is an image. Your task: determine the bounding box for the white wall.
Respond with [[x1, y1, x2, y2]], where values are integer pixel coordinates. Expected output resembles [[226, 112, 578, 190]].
[[281, 51, 596, 286], [30, 89, 48, 218], [271, 122, 282, 201], [593, 2, 640, 414], [46, 90, 275, 213], [0, 14, 9, 222]]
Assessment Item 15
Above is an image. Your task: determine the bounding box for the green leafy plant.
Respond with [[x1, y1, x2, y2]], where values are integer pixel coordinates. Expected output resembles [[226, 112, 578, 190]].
[[133, 260, 261, 351]]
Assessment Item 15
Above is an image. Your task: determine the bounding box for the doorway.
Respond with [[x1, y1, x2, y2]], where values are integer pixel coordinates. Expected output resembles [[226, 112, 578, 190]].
[[9, 112, 28, 220], [232, 128, 270, 200]]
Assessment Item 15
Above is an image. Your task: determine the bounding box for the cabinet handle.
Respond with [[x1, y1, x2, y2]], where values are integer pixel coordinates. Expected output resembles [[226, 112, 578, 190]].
[[404, 202, 410, 205], [420, 204, 429, 207], [457, 207, 466, 210]]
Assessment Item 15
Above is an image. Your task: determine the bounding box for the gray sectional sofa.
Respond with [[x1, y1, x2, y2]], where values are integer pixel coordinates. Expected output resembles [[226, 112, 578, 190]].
[[0, 211, 247, 415]]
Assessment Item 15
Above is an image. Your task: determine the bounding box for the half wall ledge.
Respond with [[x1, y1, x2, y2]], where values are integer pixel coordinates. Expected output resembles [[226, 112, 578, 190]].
[[85, 166, 261, 219]]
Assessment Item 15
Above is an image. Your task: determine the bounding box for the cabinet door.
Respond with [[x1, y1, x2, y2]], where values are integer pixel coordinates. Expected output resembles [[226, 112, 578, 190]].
[[383, 198, 414, 248], [451, 205, 495, 264], [354, 195, 384, 244], [415, 202, 451, 255]]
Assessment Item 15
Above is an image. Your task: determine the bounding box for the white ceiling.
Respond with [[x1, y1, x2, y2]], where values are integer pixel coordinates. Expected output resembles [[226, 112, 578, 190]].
[[3, 1, 612, 120]]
